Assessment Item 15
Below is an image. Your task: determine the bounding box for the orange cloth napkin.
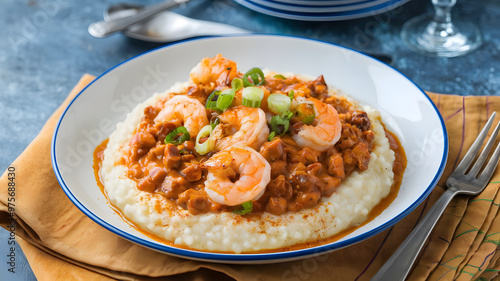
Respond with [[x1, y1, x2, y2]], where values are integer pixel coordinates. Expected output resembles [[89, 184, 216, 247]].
[[1, 75, 500, 281]]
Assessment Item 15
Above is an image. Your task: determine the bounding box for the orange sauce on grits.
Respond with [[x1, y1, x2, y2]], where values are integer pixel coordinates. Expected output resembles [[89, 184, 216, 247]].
[[92, 127, 406, 254]]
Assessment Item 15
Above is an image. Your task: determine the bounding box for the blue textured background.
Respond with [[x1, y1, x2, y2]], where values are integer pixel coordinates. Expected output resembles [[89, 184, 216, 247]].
[[0, 0, 499, 279]]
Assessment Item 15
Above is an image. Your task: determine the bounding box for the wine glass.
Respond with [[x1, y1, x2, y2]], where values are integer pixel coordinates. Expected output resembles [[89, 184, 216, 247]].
[[401, 0, 482, 58]]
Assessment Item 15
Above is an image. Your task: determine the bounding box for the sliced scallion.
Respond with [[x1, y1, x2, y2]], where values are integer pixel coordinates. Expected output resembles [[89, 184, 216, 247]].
[[270, 115, 290, 136], [268, 131, 276, 141], [294, 103, 315, 125], [195, 125, 215, 155], [216, 88, 235, 112], [205, 90, 221, 111], [164, 126, 190, 145], [243, 67, 265, 87], [288, 90, 295, 100], [210, 116, 220, 129], [233, 200, 253, 215], [231, 78, 243, 92], [267, 93, 291, 115], [242, 87, 264, 108], [273, 74, 287, 79]]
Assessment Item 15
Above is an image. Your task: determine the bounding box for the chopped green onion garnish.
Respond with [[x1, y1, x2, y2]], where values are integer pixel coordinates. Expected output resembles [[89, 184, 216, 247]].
[[270, 115, 290, 136], [243, 67, 265, 87], [195, 125, 215, 155], [267, 93, 291, 115], [206, 90, 221, 111], [233, 200, 253, 215], [210, 116, 220, 129], [274, 74, 287, 79], [288, 90, 295, 100], [164, 126, 190, 145], [268, 131, 276, 141], [231, 78, 243, 92], [242, 87, 264, 108], [206, 89, 235, 112], [216, 88, 235, 112], [294, 103, 315, 125]]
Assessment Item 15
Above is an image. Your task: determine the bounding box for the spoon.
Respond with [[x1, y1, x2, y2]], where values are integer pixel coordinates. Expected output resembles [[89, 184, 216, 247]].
[[98, 3, 251, 43], [89, 0, 191, 38]]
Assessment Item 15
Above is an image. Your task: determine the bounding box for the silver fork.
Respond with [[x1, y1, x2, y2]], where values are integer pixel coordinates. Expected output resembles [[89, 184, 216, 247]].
[[371, 112, 500, 281]]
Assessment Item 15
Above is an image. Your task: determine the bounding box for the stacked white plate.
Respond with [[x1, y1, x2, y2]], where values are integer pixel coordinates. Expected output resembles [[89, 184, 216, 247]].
[[233, 0, 410, 21]]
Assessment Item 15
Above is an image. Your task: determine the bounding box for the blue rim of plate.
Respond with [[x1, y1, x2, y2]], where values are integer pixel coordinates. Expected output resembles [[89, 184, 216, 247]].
[[247, 0, 392, 13], [233, 0, 410, 21], [269, 0, 372, 7], [51, 34, 448, 263]]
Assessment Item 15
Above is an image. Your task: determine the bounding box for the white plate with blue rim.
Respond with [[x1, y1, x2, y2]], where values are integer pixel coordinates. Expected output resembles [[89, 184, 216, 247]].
[[52, 34, 447, 263], [269, 0, 372, 7], [248, 0, 393, 13], [233, 0, 410, 21]]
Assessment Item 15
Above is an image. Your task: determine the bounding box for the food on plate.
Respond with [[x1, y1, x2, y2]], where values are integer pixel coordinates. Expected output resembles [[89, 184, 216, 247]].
[[95, 54, 406, 253]]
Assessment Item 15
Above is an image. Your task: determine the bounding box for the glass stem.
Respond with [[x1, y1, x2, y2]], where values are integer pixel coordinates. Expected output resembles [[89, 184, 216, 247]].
[[433, 0, 454, 23], [429, 0, 457, 37]]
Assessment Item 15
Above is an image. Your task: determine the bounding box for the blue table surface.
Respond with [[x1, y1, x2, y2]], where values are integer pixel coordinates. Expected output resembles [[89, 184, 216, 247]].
[[1, 0, 499, 279]]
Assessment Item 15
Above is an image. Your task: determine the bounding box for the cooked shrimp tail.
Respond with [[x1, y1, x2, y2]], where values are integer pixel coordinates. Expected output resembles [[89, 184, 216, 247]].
[[154, 95, 209, 138], [190, 54, 239, 88], [292, 97, 342, 151], [211, 106, 269, 151], [202, 146, 271, 206]]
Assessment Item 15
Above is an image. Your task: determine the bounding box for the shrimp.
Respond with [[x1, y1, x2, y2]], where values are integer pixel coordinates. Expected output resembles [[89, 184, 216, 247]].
[[202, 146, 271, 206], [211, 106, 269, 151], [292, 97, 342, 152], [154, 95, 209, 138], [189, 54, 239, 87]]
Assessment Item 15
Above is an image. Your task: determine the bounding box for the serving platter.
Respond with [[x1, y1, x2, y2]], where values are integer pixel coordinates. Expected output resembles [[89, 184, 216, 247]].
[[232, 0, 410, 21], [52, 35, 448, 263], [269, 0, 371, 6], [247, 0, 394, 13]]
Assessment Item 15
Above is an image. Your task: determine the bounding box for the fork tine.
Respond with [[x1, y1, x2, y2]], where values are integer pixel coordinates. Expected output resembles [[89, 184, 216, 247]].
[[469, 116, 500, 177], [478, 139, 500, 185], [454, 112, 497, 175]]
